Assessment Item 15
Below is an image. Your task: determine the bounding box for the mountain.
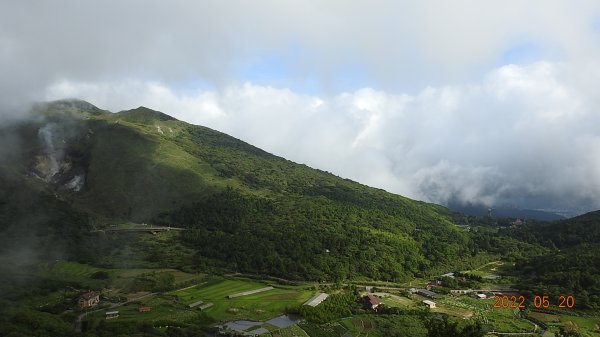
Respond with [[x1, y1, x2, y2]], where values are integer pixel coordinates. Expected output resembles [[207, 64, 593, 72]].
[[506, 211, 600, 309], [0, 100, 493, 281]]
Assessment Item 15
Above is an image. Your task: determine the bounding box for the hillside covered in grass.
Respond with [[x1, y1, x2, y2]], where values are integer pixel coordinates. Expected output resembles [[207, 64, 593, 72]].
[[1, 100, 493, 281]]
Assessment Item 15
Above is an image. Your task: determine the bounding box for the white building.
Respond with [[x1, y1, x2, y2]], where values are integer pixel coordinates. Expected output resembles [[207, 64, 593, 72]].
[[423, 300, 436, 309]]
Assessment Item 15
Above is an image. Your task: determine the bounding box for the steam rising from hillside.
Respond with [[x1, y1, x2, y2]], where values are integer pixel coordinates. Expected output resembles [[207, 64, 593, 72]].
[[37, 123, 61, 181]]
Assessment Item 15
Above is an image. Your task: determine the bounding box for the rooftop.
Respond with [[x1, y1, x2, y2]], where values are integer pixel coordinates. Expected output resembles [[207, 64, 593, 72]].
[[365, 295, 381, 305]]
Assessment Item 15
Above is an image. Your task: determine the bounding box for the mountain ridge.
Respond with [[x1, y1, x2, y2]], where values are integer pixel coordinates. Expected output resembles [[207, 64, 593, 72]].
[[0, 100, 489, 281]]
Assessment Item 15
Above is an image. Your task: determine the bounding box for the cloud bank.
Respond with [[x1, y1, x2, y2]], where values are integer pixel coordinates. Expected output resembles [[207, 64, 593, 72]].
[[46, 61, 600, 213], [3, 0, 600, 213]]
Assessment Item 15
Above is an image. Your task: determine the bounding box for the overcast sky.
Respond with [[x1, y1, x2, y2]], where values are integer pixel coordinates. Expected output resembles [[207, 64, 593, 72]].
[[3, 1, 600, 213]]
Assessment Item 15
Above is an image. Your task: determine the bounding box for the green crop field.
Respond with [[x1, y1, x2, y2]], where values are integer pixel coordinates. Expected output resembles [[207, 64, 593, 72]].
[[44, 261, 100, 280], [379, 295, 414, 308], [91, 297, 200, 324], [169, 278, 314, 321], [542, 314, 600, 337], [41, 261, 202, 291], [443, 297, 534, 333], [270, 324, 309, 337], [298, 321, 348, 337]]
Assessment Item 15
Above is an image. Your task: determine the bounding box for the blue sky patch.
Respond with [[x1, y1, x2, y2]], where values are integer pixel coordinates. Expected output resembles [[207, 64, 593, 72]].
[[499, 41, 543, 65]]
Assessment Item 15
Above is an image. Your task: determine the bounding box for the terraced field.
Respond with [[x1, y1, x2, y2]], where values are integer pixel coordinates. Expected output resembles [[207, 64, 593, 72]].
[[169, 278, 314, 321], [41, 261, 203, 296], [455, 297, 534, 333]]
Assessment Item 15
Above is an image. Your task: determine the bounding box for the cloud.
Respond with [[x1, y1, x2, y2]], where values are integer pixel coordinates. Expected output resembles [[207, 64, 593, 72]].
[[2, 1, 600, 212], [45, 61, 600, 212], [2, 1, 600, 105]]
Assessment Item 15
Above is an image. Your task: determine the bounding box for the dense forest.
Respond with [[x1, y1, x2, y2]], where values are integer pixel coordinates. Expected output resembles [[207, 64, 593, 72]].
[[504, 212, 600, 309], [158, 187, 489, 281]]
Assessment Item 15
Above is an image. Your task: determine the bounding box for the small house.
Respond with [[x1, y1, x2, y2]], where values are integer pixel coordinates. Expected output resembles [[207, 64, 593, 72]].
[[105, 311, 119, 319], [476, 293, 487, 299], [363, 295, 381, 311], [510, 219, 523, 226], [423, 300, 436, 309], [138, 306, 152, 312], [426, 282, 440, 290], [78, 291, 100, 309]]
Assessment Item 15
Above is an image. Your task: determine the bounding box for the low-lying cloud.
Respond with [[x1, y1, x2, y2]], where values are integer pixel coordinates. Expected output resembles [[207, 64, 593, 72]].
[[45, 61, 600, 213]]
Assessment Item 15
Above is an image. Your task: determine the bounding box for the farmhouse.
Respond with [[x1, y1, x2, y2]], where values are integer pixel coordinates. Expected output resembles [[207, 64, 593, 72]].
[[303, 293, 329, 307], [138, 306, 152, 312], [426, 281, 441, 290], [363, 295, 381, 311], [105, 311, 119, 319], [416, 289, 437, 299], [423, 300, 436, 309], [510, 219, 523, 226], [78, 291, 100, 308]]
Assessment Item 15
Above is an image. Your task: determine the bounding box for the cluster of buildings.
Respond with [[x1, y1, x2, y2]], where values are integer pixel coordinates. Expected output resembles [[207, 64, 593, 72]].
[[78, 291, 100, 308], [77, 290, 152, 320]]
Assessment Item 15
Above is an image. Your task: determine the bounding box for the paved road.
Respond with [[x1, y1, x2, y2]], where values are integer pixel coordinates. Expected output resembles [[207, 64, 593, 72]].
[[92, 226, 186, 233]]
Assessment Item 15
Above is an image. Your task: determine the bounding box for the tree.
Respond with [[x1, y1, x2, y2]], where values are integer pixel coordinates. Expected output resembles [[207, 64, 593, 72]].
[[154, 272, 175, 291]]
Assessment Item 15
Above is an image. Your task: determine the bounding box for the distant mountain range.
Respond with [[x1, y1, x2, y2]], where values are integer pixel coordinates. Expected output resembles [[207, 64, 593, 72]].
[[447, 202, 566, 221]]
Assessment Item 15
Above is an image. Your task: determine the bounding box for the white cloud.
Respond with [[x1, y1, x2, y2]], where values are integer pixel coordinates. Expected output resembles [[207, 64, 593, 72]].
[[45, 61, 600, 212], [2, 1, 599, 213]]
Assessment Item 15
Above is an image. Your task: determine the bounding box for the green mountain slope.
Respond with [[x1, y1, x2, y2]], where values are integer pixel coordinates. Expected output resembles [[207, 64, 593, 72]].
[[506, 211, 600, 309], [0, 99, 489, 281]]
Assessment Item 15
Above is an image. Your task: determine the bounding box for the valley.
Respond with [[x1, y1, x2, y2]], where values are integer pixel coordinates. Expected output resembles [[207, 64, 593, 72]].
[[7, 252, 599, 336]]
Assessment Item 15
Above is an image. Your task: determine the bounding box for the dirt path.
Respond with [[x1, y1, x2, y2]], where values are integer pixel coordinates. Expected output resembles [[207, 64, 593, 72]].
[[74, 292, 158, 332]]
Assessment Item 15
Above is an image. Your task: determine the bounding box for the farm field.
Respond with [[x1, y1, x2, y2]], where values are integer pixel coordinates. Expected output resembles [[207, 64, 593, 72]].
[[463, 260, 505, 276], [271, 324, 310, 337], [377, 294, 414, 308], [529, 311, 560, 323], [169, 278, 314, 322], [341, 316, 375, 337], [299, 321, 348, 337], [440, 296, 534, 333], [40, 261, 203, 295], [543, 314, 600, 337], [86, 295, 201, 325]]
